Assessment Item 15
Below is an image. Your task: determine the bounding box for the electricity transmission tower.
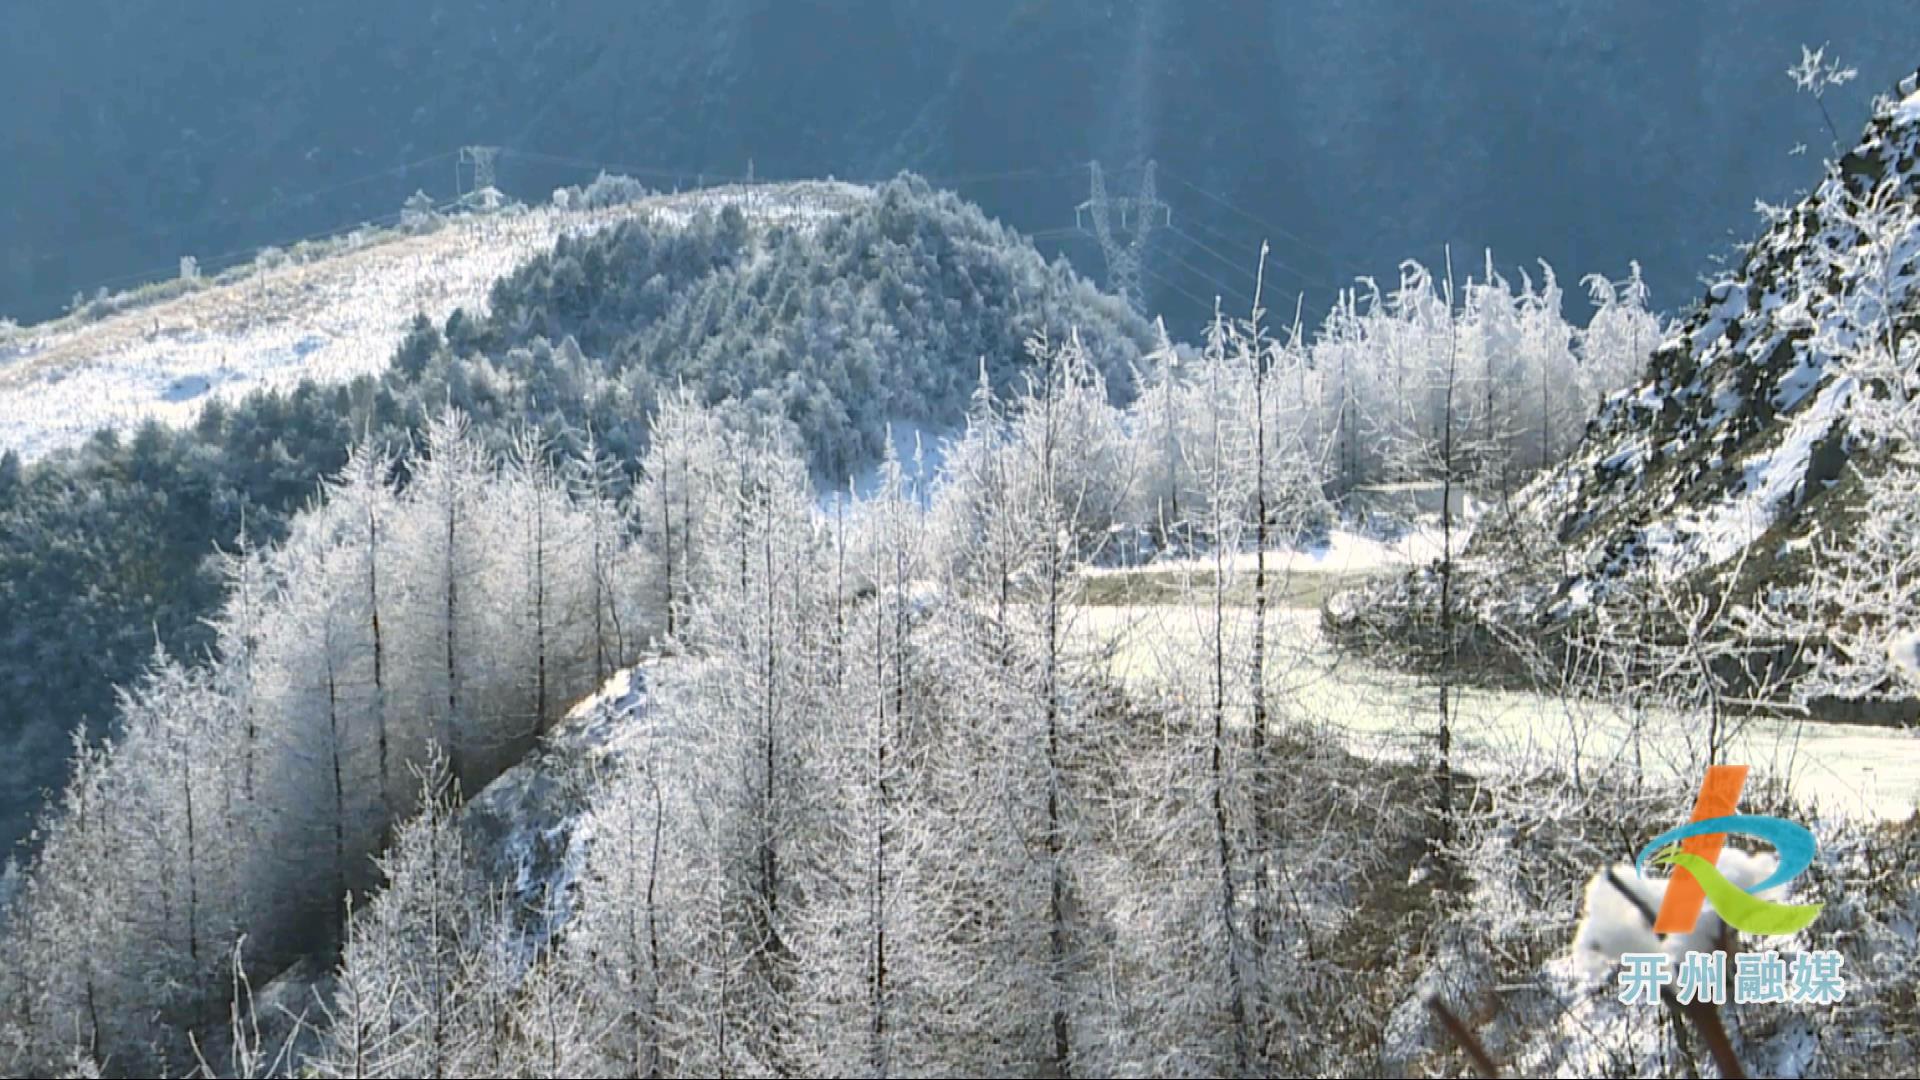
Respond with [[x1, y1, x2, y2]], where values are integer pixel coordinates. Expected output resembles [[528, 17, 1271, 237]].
[[1076, 159, 1168, 312], [457, 146, 501, 208]]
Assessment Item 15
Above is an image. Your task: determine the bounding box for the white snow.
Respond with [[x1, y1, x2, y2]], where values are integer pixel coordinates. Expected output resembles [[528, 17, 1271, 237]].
[[461, 664, 653, 956], [1897, 86, 1920, 127], [844, 419, 950, 501], [1569, 849, 1786, 976], [1639, 374, 1853, 574], [1279, 523, 1469, 573], [1705, 385, 1745, 430], [0, 182, 872, 462], [1600, 440, 1646, 474], [1083, 520, 1473, 580], [1885, 629, 1920, 683], [1773, 348, 1822, 412], [1081, 601, 1920, 822]]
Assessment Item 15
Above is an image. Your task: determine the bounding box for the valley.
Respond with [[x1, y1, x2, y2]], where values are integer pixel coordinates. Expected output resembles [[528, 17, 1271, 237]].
[[0, 42, 1917, 1079]]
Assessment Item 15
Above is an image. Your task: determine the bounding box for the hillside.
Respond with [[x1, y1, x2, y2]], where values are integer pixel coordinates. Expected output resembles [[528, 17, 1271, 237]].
[[0, 181, 869, 461], [12, 15, 1920, 1079], [1483, 70, 1920, 618], [0, 176, 1149, 860]]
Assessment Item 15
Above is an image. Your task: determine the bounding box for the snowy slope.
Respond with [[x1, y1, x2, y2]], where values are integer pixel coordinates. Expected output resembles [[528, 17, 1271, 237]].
[[460, 666, 655, 955], [0, 182, 870, 461], [1511, 69, 1920, 611]]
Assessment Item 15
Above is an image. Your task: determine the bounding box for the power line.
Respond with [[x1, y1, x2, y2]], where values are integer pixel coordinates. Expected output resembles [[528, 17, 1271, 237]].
[[1165, 222, 1323, 298], [1156, 165, 1352, 281], [1168, 209, 1264, 262], [917, 163, 1086, 186], [1031, 221, 1224, 318], [1176, 195, 1333, 274], [1157, 243, 1255, 310], [1158, 163, 1340, 263], [1037, 219, 1254, 318], [1137, 261, 1214, 312], [1171, 209, 1330, 291], [189, 149, 462, 229], [499, 147, 756, 187], [1162, 223, 1260, 279], [29, 147, 1360, 334], [1164, 197, 1334, 293], [53, 194, 471, 305], [23, 149, 463, 270], [506, 149, 1091, 192], [1155, 239, 1255, 306]]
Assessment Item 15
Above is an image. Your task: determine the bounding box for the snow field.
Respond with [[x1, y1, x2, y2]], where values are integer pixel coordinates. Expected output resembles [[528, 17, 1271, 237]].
[[1072, 597, 1920, 823], [0, 182, 872, 461]]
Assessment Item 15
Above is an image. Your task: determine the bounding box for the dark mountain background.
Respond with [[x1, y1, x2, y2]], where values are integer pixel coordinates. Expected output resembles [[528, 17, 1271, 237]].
[[4, 0, 1917, 333]]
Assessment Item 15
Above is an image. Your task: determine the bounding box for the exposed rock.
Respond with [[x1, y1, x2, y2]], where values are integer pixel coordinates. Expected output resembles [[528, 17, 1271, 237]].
[[1497, 67, 1920, 615]]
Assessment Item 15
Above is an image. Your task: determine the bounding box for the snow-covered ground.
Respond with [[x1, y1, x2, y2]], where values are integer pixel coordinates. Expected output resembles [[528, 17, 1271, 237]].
[[1638, 373, 1856, 573], [0, 182, 870, 461], [1076, 598, 1920, 823], [1082, 521, 1472, 580], [1898, 73, 1920, 126]]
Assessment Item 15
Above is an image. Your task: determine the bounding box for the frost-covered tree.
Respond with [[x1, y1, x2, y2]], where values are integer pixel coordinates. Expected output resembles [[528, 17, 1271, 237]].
[[632, 389, 739, 642], [309, 759, 487, 1080], [1126, 319, 1198, 553], [325, 442, 401, 827], [780, 445, 925, 1075], [570, 429, 641, 686], [1579, 262, 1664, 425], [1788, 41, 1859, 153], [1305, 254, 1653, 500], [0, 415, 652, 1075], [389, 409, 492, 791]]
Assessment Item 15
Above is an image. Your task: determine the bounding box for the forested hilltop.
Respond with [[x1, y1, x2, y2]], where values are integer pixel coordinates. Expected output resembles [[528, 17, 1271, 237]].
[[479, 175, 1149, 477], [0, 178, 1150, 858]]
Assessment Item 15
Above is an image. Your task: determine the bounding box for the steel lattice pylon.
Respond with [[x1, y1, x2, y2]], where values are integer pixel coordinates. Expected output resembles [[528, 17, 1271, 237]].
[[1076, 159, 1168, 312], [457, 146, 500, 204]]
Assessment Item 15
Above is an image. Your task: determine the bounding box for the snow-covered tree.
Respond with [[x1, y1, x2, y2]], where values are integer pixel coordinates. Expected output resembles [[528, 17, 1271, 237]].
[[1579, 263, 1664, 428], [0, 415, 653, 1075], [309, 759, 488, 1079]]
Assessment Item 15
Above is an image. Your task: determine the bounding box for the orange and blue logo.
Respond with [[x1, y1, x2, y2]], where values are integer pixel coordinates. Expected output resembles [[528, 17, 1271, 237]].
[[1635, 764, 1823, 937]]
